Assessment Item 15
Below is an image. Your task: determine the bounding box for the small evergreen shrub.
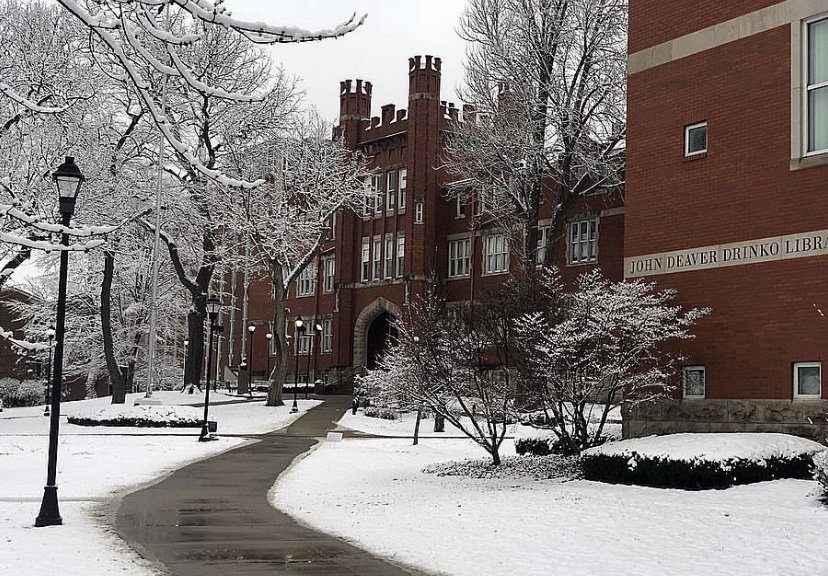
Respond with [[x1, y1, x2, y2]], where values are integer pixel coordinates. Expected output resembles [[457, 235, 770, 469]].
[[813, 451, 828, 498], [67, 414, 200, 427], [515, 437, 556, 456], [582, 451, 815, 490], [363, 406, 398, 420], [0, 378, 43, 408]]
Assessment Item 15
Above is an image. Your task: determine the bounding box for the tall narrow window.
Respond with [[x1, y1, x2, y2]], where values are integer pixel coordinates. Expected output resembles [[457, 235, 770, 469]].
[[682, 366, 705, 398], [483, 234, 508, 274], [361, 238, 370, 281], [794, 362, 821, 398], [536, 225, 551, 265], [384, 236, 394, 279], [297, 263, 316, 296], [569, 217, 598, 265], [415, 201, 424, 223], [386, 170, 397, 212], [362, 176, 372, 216], [807, 17, 828, 154], [456, 196, 466, 218], [323, 255, 335, 293], [398, 167, 407, 209], [322, 318, 333, 353], [684, 121, 707, 156], [396, 234, 405, 277], [373, 173, 383, 215], [372, 238, 382, 280], [448, 238, 471, 278]]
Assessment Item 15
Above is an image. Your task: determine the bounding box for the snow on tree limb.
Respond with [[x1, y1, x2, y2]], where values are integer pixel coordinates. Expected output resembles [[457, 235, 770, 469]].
[[0, 83, 70, 115]]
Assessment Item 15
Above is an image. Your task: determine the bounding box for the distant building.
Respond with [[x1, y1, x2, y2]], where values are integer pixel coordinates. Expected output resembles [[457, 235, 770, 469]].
[[239, 55, 623, 392], [624, 1, 828, 440]]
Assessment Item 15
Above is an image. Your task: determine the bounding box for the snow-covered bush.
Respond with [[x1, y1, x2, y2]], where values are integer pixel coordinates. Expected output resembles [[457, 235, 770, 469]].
[[0, 378, 43, 408], [363, 406, 399, 421], [813, 450, 828, 497], [582, 433, 823, 490], [67, 405, 201, 428]]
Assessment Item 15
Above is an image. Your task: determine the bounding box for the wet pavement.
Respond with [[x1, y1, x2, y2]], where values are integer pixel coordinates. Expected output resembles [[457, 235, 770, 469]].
[[115, 396, 428, 575]]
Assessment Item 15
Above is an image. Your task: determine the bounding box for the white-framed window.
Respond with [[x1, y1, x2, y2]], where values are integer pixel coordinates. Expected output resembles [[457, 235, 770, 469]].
[[322, 318, 333, 353], [373, 173, 383, 215], [362, 176, 372, 216], [372, 237, 382, 280], [682, 366, 705, 398], [297, 263, 316, 296], [324, 211, 336, 239], [396, 234, 405, 277], [297, 330, 311, 354], [415, 201, 424, 223], [476, 185, 506, 215], [684, 121, 708, 156], [456, 196, 466, 218], [806, 17, 828, 154], [569, 217, 598, 265], [398, 167, 407, 209], [361, 238, 370, 282], [448, 237, 471, 278], [794, 361, 821, 398], [323, 254, 335, 293], [384, 236, 394, 279], [483, 233, 509, 275], [536, 225, 551, 265], [386, 170, 397, 212]]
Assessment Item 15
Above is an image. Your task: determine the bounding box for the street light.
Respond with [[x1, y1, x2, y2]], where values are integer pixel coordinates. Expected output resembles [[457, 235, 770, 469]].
[[182, 339, 189, 392], [247, 324, 256, 396], [265, 332, 273, 389], [290, 316, 304, 413], [310, 322, 323, 396], [43, 326, 55, 416], [200, 297, 221, 441], [36, 156, 84, 527]]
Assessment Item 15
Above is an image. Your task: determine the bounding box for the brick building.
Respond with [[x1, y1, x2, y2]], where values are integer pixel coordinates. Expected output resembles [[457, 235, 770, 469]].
[[624, 1, 828, 439], [222, 55, 624, 392]]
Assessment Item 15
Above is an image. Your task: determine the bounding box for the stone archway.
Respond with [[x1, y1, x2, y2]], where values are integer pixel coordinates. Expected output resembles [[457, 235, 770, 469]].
[[352, 298, 403, 369]]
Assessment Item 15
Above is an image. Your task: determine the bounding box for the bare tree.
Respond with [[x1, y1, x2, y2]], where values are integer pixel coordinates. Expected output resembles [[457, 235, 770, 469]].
[[444, 0, 627, 272]]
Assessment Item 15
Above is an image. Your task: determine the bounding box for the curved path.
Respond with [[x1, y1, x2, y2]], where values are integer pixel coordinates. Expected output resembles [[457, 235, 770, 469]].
[[116, 397, 428, 575]]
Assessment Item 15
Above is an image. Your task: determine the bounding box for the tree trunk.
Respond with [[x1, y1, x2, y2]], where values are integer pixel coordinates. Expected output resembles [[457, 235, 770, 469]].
[[413, 408, 422, 446], [101, 251, 127, 404], [266, 263, 287, 407]]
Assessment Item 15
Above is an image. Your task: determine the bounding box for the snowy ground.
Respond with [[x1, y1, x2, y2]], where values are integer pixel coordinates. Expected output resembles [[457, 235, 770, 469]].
[[2, 395, 828, 576]]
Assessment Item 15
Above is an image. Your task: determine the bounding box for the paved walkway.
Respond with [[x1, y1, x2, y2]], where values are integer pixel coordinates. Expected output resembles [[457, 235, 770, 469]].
[[115, 396, 428, 575]]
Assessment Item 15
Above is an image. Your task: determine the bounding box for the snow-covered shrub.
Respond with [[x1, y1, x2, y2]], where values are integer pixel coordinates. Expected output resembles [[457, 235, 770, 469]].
[[363, 406, 399, 420], [515, 437, 557, 456], [0, 378, 43, 408], [67, 405, 201, 428], [813, 450, 828, 497], [582, 433, 823, 490]]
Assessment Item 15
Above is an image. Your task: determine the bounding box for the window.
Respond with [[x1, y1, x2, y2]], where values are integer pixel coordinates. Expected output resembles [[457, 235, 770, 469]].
[[806, 17, 828, 154], [324, 212, 336, 239], [322, 318, 333, 353], [569, 217, 598, 265], [398, 168, 407, 209], [448, 238, 471, 278], [362, 176, 372, 216], [297, 330, 311, 355], [386, 170, 397, 211], [372, 238, 381, 280], [536, 225, 551, 265], [483, 234, 509, 274], [684, 121, 707, 156], [415, 201, 424, 223], [456, 196, 466, 218], [361, 238, 370, 281], [297, 263, 316, 296], [682, 366, 705, 398], [323, 255, 335, 293], [373, 173, 383, 215], [477, 185, 506, 214], [384, 236, 394, 279], [794, 362, 821, 398], [396, 234, 405, 277]]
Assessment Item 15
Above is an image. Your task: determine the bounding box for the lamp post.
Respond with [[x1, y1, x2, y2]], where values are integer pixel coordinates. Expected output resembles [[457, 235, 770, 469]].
[[43, 326, 55, 416], [36, 156, 84, 527], [247, 324, 256, 396], [265, 332, 272, 388], [182, 339, 189, 391], [200, 297, 221, 441], [291, 316, 304, 413], [310, 322, 322, 395]]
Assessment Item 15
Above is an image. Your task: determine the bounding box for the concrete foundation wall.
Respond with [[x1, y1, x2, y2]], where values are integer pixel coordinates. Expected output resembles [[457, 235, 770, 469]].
[[623, 399, 828, 444]]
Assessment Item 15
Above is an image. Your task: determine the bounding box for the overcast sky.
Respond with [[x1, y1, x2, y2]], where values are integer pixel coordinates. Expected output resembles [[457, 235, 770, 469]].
[[226, 0, 470, 123]]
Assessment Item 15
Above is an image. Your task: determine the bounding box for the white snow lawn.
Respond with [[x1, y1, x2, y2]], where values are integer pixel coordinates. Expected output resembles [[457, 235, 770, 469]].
[[0, 393, 825, 576]]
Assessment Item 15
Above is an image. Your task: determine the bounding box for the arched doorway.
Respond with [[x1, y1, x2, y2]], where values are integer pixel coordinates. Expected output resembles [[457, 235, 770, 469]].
[[365, 312, 399, 369]]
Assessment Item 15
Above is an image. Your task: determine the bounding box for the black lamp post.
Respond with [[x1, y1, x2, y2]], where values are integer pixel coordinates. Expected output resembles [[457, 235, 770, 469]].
[[182, 338, 189, 391], [43, 326, 55, 416], [311, 322, 323, 395], [291, 316, 304, 413], [265, 332, 272, 388], [36, 156, 84, 527], [247, 323, 256, 396], [200, 297, 221, 441]]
